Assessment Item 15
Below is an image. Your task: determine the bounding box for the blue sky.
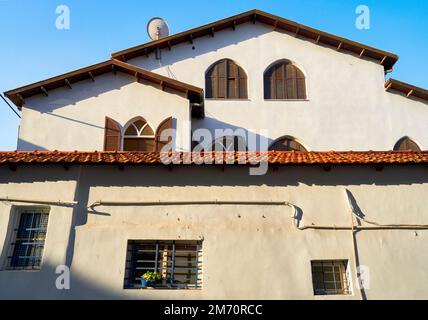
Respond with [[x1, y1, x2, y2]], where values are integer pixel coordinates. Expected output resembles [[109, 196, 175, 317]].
[[0, 0, 426, 150]]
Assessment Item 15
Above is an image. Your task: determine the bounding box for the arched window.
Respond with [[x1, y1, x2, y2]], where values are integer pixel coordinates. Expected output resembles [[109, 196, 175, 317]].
[[205, 59, 248, 99], [269, 137, 308, 152], [123, 118, 155, 151], [393, 137, 421, 151], [212, 136, 247, 152], [264, 61, 306, 100]]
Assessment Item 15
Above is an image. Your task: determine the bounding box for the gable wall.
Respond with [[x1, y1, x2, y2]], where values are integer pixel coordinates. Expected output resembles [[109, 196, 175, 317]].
[[18, 73, 191, 151], [129, 23, 428, 151]]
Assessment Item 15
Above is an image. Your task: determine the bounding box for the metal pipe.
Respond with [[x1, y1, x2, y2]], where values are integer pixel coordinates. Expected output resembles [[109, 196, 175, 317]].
[[0, 197, 77, 207], [89, 200, 292, 209]]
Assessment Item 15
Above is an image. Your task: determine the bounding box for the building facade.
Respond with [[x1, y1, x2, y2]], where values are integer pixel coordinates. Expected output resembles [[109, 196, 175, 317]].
[[1, 9, 428, 299]]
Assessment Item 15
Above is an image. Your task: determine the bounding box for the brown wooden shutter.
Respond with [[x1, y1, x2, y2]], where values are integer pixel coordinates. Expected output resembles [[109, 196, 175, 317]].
[[286, 64, 298, 99], [227, 60, 237, 99], [395, 138, 421, 151], [217, 60, 227, 98], [265, 62, 306, 100], [296, 67, 306, 99], [264, 71, 271, 99], [276, 64, 285, 99], [238, 65, 248, 99], [155, 117, 173, 152], [104, 117, 121, 151]]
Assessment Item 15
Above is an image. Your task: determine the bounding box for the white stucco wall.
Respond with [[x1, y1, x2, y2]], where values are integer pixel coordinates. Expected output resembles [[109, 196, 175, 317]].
[[0, 164, 427, 300], [14, 23, 428, 152], [128, 23, 428, 151], [18, 73, 191, 151]]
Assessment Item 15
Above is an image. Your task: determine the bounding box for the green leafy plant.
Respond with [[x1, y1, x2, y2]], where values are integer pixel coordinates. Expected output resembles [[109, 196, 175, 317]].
[[141, 271, 162, 283]]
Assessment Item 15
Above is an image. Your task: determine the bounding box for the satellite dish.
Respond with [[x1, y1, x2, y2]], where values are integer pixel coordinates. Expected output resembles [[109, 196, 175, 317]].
[[147, 17, 169, 40]]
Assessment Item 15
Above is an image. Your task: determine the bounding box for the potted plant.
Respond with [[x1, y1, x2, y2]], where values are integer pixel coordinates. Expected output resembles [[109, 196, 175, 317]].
[[140, 271, 161, 288]]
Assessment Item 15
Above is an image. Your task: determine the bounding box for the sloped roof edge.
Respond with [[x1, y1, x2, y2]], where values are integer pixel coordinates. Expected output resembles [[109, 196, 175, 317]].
[[385, 78, 428, 102], [112, 9, 399, 71], [4, 59, 204, 109]]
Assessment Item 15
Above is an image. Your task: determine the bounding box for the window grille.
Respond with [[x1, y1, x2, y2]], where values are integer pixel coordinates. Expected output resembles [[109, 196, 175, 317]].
[[124, 240, 202, 289], [311, 260, 351, 295], [7, 208, 50, 270]]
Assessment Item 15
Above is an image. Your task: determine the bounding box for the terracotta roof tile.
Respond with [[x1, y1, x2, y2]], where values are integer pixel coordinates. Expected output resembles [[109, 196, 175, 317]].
[[0, 151, 427, 166]]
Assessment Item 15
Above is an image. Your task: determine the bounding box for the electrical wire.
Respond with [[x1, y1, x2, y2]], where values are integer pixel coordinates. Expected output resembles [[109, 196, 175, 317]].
[[0, 94, 21, 118]]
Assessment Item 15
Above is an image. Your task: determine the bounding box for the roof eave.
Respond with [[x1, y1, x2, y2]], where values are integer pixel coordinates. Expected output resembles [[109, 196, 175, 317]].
[[111, 9, 399, 71], [3, 60, 204, 110]]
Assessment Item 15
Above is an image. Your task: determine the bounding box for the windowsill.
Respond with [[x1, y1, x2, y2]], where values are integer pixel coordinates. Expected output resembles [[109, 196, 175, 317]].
[[125, 287, 201, 291], [264, 99, 310, 101], [0, 268, 41, 273], [205, 98, 251, 101]]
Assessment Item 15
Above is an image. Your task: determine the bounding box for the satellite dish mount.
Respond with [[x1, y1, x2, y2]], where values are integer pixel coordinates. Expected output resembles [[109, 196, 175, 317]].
[[147, 17, 170, 60]]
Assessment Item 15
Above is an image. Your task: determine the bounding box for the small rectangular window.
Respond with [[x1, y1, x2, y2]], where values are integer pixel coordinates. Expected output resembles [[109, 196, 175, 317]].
[[124, 240, 202, 289], [7, 208, 50, 270], [311, 260, 351, 295]]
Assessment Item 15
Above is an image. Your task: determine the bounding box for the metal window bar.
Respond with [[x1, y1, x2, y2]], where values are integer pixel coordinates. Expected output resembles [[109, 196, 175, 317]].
[[8, 210, 49, 270], [311, 260, 351, 295], [125, 240, 202, 289], [171, 241, 175, 286]]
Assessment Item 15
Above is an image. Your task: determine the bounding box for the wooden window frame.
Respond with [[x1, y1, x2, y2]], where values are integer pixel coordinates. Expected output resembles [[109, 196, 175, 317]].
[[311, 260, 352, 296], [124, 240, 203, 290], [269, 136, 308, 152], [211, 135, 248, 152], [264, 60, 307, 100], [205, 59, 248, 100], [393, 137, 422, 152], [122, 118, 155, 152], [3, 207, 50, 271]]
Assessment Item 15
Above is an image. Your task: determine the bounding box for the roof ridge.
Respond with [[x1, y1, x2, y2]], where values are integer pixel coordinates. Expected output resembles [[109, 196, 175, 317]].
[[111, 9, 398, 71]]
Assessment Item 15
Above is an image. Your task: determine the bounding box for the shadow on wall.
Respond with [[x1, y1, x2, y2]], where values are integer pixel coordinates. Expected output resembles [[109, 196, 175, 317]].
[[23, 73, 154, 114], [17, 139, 48, 151], [132, 23, 271, 71], [1, 164, 428, 188], [0, 261, 125, 300]]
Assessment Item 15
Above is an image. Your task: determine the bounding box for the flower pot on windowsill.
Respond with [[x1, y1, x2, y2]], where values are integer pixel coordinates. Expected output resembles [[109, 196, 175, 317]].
[[140, 279, 155, 288], [140, 271, 162, 288]]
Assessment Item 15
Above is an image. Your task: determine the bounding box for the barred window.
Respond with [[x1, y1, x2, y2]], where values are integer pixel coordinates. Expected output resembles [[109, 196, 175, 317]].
[[124, 240, 202, 289], [311, 260, 351, 295], [7, 208, 50, 270]]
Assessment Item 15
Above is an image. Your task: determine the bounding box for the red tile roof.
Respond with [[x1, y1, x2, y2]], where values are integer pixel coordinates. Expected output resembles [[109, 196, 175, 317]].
[[0, 151, 427, 166]]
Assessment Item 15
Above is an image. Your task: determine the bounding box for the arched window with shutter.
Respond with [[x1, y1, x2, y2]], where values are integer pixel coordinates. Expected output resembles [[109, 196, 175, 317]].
[[123, 117, 155, 151], [393, 137, 421, 151], [211, 136, 247, 152], [205, 59, 248, 99], [269, 136, 308, 152], [264, 60, 306, 100]]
